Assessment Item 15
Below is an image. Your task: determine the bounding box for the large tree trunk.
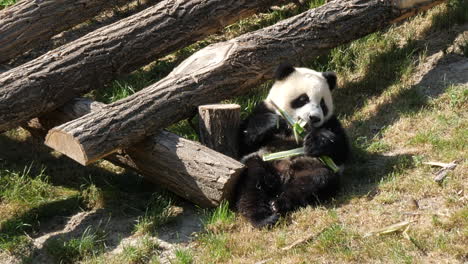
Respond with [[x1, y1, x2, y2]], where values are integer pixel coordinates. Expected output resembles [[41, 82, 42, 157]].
[[0, 0, 287, 132], [43, 0, 446, 165], [27, 98, 244, 208], [0, 0, 134, 64]]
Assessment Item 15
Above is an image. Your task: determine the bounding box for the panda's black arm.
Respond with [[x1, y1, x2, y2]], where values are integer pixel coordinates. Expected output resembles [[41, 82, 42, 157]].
[[304, 116, 349, 165], [239, 102, 288, 155]]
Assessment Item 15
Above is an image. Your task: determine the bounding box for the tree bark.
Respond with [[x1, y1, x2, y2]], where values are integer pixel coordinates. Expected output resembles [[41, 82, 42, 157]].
[[43, 0, 447, 165], [0, 0, 288, 132], [198, 104, 241, 159], [26, 98, 244, 208], [0, 0, 134, 64]]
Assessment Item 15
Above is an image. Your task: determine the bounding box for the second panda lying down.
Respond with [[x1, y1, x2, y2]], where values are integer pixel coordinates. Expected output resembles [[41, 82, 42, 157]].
[[234, 63, 350, 228]]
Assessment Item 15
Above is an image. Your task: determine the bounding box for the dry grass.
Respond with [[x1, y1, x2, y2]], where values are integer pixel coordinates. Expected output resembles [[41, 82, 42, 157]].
[[0, 1, 467, 263]]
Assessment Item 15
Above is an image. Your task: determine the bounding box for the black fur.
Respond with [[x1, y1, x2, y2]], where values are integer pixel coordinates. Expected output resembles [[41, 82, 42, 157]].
[[275, 63, 296, 81], [303, 116, 348, 165], [290, 93, 309, 109], [238, 102, 291, 157], [322, 72, 337, 91], [235, 77, 349, 228]]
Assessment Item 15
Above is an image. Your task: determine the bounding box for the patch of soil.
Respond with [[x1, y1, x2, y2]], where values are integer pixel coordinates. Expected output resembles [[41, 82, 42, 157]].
[[411, 24, 468, 96], [1, 204, 202, 264], [27, 209, 137, 263]]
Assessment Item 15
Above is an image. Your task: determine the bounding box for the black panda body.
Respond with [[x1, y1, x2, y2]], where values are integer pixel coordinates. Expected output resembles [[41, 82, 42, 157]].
[[234, 64, 349, 228]]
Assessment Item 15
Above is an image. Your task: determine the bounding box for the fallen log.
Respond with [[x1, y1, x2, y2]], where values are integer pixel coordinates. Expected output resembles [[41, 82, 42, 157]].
[[27, 98, 244, 208], [43, 0, 447, 165], [0, 0, 288, 132], [0, 0, 134, 63], [198, 104, 241, 159]]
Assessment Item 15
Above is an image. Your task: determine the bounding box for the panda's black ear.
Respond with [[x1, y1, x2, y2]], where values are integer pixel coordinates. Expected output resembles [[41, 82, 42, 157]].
[[322, 72, 337, 91], [274, 63, 295, 81]]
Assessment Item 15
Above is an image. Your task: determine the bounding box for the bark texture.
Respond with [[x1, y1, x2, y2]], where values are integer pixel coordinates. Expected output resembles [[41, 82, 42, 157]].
[[27, 98, 244, 207], [198, 104, 240, 159], [0, 0, 132, 63], [0, 0, 287, 132], [43, 0, 446, 165]]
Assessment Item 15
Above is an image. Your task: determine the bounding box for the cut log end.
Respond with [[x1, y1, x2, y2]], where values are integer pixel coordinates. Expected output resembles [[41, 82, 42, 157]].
[[198, 104, 241, 111], [45, 129, 88, 165]]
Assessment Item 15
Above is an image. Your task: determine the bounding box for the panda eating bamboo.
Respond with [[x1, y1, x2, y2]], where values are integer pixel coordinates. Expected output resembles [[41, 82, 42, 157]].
[[234, 63, 350, 228]]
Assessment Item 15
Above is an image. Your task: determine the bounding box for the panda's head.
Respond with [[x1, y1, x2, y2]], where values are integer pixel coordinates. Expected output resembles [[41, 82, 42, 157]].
[[265, 63, 337, 128]]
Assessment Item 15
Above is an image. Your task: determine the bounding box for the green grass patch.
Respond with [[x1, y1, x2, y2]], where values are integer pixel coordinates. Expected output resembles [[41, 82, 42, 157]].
[[203, 201, 236, 233], [80, 184, 106, 209], [0, 196, 81, 254], [195, 201, 236, 263], [173, 248, 194, 264], [0, 165, 58, 206], [197, 233, 232, 263], [387, 238, 414, 264], [314, 224, 354, 257], [45, 226, 107, 264], [446, 84, 468, 108], [167, 120, 199, 141], [134, 193, 174, 234], [0, 0, 15, 8], [0, 165, 81, 255], [119, 236, 161, 264]]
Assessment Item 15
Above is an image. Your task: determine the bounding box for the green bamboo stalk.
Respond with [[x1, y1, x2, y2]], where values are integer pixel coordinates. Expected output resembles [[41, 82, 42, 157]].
[[264, 100, 339, 173]]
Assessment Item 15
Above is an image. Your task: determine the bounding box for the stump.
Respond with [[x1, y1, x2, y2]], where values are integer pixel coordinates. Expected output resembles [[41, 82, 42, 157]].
[[198, 104, 240, 159]]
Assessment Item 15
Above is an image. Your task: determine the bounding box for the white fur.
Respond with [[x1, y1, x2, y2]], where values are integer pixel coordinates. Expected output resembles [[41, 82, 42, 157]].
[[265, 67, 334, 127]]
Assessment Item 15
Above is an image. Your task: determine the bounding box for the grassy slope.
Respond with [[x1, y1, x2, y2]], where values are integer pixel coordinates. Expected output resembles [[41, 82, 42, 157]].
[[1, 0, 467, 263]]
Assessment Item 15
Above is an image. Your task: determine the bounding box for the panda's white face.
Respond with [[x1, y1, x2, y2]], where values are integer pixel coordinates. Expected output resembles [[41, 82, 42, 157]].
[[266, 67, 334, 127]]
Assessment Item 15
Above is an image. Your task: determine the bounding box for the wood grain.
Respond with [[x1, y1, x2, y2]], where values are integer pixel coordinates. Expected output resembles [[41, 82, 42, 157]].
[[0, 0, 133, 63], [198, 104, 241, 159]]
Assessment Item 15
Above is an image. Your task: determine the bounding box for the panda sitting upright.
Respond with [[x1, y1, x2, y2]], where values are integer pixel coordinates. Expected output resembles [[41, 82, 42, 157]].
[[235, 63, 349, 228]]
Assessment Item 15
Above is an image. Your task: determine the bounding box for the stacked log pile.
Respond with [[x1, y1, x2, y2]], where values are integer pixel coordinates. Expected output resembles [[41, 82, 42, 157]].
[[0, 0, 446, 207]]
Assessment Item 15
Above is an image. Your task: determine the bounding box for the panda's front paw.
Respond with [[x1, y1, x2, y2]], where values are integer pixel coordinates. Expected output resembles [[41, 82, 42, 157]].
[[304, 130, 333, 157], [240, 152, 262, 165]]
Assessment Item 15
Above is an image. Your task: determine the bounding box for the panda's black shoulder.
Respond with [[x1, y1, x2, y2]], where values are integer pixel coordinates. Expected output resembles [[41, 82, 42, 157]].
[[251, 101, 275, 115]]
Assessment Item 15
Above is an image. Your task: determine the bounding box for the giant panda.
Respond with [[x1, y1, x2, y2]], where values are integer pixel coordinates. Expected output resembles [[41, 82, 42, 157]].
[[234, 63, 349, 228]]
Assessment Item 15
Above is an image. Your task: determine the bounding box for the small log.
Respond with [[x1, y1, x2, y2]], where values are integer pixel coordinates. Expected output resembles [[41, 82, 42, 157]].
[[198, 104, 240, 158], [0, 0, 289, 132], [0, 0, 134, 63], [27, 98, 244, 207], [43, 0, 447, 165]]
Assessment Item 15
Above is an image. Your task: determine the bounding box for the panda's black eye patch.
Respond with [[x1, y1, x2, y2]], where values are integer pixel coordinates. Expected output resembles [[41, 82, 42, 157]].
[[320, 98, 328, 116], [291, 93, 309, 109]]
